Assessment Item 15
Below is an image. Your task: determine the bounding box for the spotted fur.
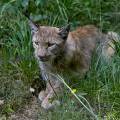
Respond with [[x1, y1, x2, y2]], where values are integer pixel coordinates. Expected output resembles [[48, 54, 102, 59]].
[[29, 21, 118, 110]]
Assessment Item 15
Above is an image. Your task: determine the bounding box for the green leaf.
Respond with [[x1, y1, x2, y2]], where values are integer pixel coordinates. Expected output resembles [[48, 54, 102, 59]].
[[5, 105, 14, 114], [22, 0, 29, 8], [35, 0, 47, 6], [31, 14, 48, 22]]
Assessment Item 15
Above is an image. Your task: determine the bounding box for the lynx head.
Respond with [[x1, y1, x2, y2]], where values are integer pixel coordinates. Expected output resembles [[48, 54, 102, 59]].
[[29, 21, 70, 62]]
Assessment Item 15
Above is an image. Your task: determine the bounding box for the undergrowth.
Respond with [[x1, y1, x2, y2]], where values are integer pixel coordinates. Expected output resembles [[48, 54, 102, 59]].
[[0, 0, 120, 119]]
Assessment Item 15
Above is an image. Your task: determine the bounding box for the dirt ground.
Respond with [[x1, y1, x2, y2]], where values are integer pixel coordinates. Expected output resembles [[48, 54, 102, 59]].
[[8, 98, 49, 120]]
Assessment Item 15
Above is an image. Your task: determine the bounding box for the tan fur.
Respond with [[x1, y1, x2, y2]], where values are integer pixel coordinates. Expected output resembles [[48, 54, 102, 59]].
[[31, 24, 118, 110]]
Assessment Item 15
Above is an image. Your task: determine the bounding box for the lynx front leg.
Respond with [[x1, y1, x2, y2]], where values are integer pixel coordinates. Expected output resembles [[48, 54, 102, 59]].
[[38, 72, 50, 102], [38, 62, 62, 109], [41, 80, 62, 110], [38, 62, 51, 102]]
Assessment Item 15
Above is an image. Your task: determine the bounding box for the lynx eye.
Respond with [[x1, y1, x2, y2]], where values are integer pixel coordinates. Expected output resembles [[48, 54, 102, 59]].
[[35, 41, 39, 45], [47, 42, 54, 47]]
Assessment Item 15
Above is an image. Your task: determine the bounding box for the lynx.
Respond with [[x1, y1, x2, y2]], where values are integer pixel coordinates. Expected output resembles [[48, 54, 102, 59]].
[[28, 18, 119, 110]]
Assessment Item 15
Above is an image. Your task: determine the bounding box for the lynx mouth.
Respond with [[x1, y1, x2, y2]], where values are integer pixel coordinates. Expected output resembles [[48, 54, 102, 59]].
[[39, 58, 49, 62], [38, 56, 50, 62]]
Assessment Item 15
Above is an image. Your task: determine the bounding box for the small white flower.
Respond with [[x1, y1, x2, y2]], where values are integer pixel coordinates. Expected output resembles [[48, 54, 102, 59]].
[[0, 100, 4, 105], [0, 26, 3, 29], [29, 87, 35, 92]]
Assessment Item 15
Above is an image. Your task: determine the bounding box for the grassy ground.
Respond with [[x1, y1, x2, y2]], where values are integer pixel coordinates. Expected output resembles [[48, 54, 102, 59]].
[[0, 0, 120, 119]]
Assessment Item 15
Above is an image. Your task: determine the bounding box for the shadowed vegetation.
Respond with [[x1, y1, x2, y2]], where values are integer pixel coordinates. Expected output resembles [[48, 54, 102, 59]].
[[0, 0, 120, 119]]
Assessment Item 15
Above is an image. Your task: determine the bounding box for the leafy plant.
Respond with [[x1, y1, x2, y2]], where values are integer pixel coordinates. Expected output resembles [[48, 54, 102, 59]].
[[0, 0, 120, 119]]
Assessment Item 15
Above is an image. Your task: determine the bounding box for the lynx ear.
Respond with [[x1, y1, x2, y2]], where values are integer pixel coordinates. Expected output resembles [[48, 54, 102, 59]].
[[23, 11, 39, 34], [58, 24, 70, 40], [29, 21, 39, 34]]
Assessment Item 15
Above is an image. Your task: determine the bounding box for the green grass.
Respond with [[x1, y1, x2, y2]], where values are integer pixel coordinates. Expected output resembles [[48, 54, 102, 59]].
[[0, 0, 120, 119]]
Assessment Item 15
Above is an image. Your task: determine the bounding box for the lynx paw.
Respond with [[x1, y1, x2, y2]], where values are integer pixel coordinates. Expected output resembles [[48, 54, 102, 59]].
[[41, 98, 60, 110], [38, 90, 47, 102]]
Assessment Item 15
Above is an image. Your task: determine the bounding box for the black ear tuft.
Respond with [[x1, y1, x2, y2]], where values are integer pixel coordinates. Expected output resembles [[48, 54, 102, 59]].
[[58, 24, 70, 40], [23, 10, 39, 35], [23, 10, 30, 19]]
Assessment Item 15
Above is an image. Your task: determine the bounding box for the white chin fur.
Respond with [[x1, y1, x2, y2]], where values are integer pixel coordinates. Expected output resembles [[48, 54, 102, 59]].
[[30, 87, 35, 92]]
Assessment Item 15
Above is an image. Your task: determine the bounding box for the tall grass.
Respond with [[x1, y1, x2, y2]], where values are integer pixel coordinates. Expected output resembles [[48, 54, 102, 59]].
[[0, 0, 120, 119]]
